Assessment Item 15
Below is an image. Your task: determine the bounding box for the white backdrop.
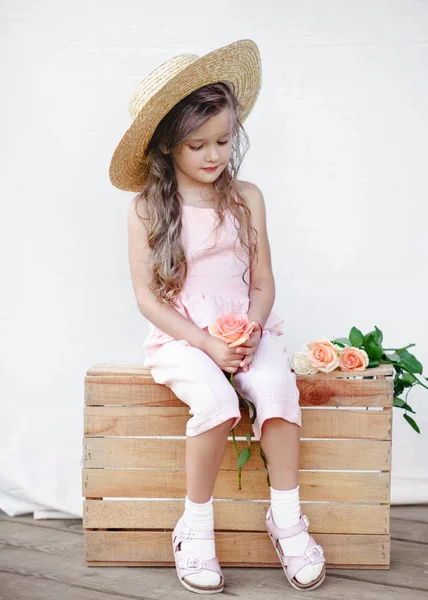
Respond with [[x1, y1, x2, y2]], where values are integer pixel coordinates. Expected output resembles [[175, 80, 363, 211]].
[[1, 0, 427, 518]]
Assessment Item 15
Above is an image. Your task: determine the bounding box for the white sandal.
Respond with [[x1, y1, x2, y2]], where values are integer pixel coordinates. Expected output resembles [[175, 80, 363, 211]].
[[172, 514, 225, 594], [265, 508, 326, 591]]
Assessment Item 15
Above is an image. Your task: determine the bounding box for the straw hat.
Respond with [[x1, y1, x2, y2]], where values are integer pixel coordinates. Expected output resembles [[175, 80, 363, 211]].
[[109, 39, 262, 192]]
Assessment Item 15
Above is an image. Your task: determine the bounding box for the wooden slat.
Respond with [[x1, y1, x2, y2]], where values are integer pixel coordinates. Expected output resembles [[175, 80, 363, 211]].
[[83, 469, 390, 503], [84, 406, 392, 440], [85, 379, 178, 407], [85, 560, 390, 569], [83, 499, 390, 533], [85, 362, 394, 409], [390, 518, 428, 543], [389, 505, 428, 523], [86, 362, 394, 378], [84, 437, 391, 470], [84, 530, 390, 567], [85, 371, 394, 408], [84, 379, 393, 409], [297, 376, 393, 407]]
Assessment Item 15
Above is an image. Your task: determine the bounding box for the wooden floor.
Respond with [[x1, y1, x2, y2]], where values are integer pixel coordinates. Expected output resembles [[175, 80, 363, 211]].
[[1, 505, 427, 599]]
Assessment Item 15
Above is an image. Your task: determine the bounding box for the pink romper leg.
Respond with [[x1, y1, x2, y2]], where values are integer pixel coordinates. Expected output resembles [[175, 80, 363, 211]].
[[144, 339, 242, 437], [233, 330, 302, 441]]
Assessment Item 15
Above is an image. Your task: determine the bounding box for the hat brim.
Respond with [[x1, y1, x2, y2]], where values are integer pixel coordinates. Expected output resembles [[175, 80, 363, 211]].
[[109, 39, 262, 192]]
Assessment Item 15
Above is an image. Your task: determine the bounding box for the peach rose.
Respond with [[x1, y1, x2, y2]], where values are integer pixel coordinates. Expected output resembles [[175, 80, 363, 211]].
[[208, 313, 256, 348], [306, 338, 340, 373], [339, 346, 369, 371]]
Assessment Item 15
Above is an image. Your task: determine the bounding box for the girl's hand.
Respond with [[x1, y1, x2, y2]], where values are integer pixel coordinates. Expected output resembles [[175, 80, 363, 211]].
[[202, 334, 245, 374], [236, 323, 263, 372]]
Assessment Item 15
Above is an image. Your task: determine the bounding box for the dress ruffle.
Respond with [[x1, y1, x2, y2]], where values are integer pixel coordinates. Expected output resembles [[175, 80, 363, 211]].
[[143, 291, 284, 359]]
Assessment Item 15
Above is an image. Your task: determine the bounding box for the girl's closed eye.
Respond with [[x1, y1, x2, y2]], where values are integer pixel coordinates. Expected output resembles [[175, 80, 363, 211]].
[[189, 140, 229, 151]]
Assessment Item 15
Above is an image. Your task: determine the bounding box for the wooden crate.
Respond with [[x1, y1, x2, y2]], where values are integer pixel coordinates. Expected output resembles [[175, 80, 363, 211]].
[[83, 362, 394, 569]]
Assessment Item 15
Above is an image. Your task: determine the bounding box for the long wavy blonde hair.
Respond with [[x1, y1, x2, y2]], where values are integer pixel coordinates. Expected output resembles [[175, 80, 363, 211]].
[[133, 82, 258, 305]]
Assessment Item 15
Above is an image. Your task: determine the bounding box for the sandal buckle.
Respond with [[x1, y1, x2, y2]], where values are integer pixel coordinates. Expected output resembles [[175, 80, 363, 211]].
[[186, 557, 203, 569], [179, 527, 191, 539], [302, 514, 310, 529], [306, 544, 323, 562]]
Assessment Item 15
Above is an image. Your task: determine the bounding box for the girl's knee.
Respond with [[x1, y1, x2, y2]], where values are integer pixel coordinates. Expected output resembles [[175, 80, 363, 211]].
[[186, 414, 240, 438], [216, 416, 236, 429]]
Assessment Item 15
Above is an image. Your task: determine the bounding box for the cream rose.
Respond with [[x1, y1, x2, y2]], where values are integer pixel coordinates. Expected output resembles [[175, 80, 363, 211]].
[[291, 351, 319, 375]]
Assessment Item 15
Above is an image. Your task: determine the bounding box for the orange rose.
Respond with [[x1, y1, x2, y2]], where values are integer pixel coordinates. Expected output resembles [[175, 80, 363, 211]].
[[208, 313, 256, 348], [339, 346, 369, 371], [306, 338, 340, 373]]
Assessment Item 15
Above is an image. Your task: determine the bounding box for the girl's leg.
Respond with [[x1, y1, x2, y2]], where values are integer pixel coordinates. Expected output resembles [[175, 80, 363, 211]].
[[178, 418, 235, 590], [145, 341, 241, 591], [233, 333, 325, 587], [259, 417, 300, 490], [260, 418, 324, 585], [186, 417, 236, 503]]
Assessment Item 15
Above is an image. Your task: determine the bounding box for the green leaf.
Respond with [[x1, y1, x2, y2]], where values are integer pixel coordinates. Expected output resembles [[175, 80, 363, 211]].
[[349, 327, 364, 348], [363, 330, 383, 360], [374, 326, 384, 345], [238, 447, 251, 469], [231, 426, 239, 458], [403, 413, 420, 434], [400, 372, 418, 386], [389, 362, 404, 374], [393, 397, 416, 413], [367, 359, 380, 368], [384, 351, 401, 362], [245, 431, 252, 447], [395, 349, 423, 375], [334, 337, 351, 345], [394, 379, 405, 396]]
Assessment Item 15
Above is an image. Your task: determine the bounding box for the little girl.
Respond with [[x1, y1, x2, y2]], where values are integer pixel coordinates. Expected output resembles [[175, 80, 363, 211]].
[[110, 39, 326, 594]]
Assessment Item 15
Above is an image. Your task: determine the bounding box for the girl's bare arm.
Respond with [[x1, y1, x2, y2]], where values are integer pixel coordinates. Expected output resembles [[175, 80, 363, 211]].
[[127, 196, 210, 351]]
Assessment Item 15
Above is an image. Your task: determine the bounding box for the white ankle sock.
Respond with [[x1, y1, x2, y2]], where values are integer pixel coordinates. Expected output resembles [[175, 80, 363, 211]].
[[270, 485, 323, 585], [183, 495, 215, 531], [180, 495, 220, 587]]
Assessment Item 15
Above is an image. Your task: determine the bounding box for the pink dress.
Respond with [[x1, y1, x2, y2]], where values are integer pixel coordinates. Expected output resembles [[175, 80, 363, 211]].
[[143, 204, 284, 359]]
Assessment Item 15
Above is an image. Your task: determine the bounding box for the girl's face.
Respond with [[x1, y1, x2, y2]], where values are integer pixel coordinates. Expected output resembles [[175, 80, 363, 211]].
[[170, 106, 234, 189]]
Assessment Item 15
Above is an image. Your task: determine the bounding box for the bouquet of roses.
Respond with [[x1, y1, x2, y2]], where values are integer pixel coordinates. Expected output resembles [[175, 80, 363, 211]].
[[291, 325, 426, 433], [206, 313, 270, 488]]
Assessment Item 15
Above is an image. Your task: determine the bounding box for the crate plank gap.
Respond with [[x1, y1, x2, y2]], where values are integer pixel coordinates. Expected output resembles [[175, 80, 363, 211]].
[[83, 362, 394, 569]]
